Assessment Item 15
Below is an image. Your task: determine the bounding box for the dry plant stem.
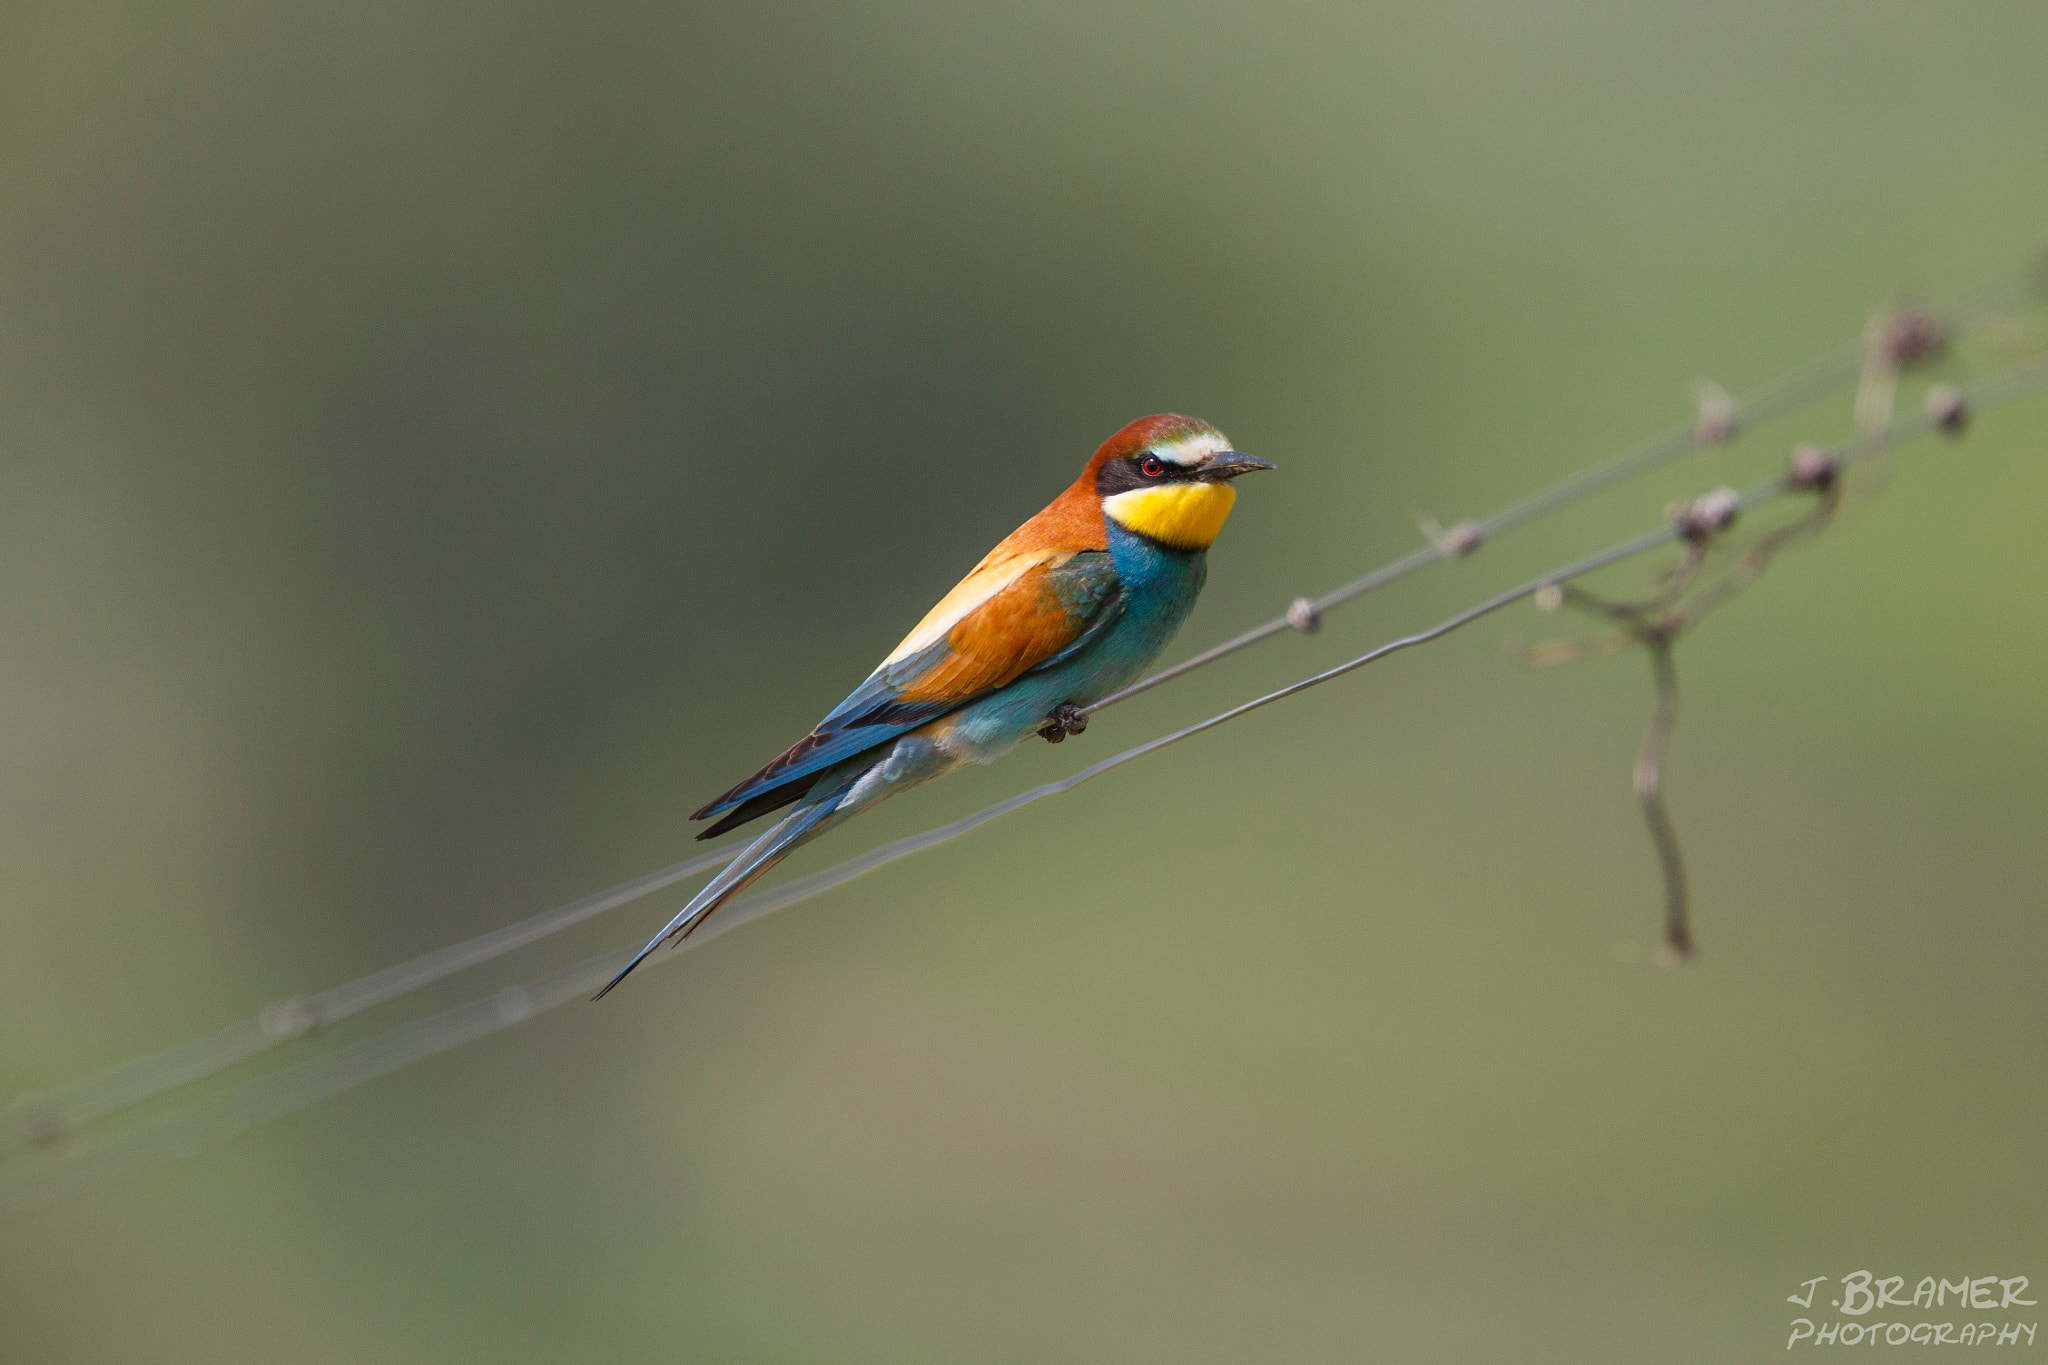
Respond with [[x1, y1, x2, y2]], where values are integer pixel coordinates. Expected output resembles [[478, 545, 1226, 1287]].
[[1545, 586, 1693, 959], [1635, 638, 1691, 961], [1680, 489, 1842, 623], [1564, 543, 1705, 621], [1540, 481, 1846, 957]]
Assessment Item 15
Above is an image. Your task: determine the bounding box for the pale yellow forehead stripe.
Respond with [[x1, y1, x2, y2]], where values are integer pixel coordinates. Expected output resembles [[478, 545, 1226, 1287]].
[[1102, 481, 1237, 550], [1152, 429, 1233, 467]]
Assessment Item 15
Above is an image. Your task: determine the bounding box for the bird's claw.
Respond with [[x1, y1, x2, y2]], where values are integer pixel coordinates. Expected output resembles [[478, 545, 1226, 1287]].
[[1038, 702, 1089, 743]]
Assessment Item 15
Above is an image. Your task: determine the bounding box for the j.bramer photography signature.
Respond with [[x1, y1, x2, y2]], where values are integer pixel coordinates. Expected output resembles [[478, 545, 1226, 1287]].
[[1786, 1272, 2037, 1348]]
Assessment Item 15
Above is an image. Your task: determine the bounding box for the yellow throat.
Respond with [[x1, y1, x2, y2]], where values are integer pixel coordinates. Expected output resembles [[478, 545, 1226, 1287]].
[[1101, 481, 1237, 551]]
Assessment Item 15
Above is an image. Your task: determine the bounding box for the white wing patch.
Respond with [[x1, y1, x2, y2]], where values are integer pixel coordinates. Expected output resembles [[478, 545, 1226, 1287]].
[[881, 546, 1075, 665]]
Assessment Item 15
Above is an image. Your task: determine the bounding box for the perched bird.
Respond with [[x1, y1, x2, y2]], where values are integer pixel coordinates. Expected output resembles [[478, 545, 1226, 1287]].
[[594, 414, 1273, 997]]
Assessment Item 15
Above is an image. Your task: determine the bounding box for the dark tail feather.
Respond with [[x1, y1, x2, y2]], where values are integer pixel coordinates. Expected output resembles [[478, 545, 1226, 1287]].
[[595, 769, 861, 999], [690, 729, 846, 822], [695, 773, 819, 840]]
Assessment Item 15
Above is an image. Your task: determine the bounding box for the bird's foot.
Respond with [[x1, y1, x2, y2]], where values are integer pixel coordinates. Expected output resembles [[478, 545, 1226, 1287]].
[[1037, 702, 1089, 744]]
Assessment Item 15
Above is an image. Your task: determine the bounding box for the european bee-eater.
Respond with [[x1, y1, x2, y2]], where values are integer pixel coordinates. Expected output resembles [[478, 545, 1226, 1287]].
[[595, 414, 1273, 997]]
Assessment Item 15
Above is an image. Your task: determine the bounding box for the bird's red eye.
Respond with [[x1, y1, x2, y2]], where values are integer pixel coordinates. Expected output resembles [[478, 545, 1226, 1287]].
[[1140, 455, 1166, 478]]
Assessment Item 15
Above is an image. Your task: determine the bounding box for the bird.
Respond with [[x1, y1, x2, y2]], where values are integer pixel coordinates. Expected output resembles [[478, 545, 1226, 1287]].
[[593, 413, 1273, 998]]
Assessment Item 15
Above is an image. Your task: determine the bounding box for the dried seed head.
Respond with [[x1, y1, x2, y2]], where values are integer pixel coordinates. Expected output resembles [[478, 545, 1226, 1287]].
[[1923, 381, 1968, 434], [1418, 513, 1484, 558], [1439, 520, 1483, 557], [1691, 380, 1738, 445], [1675, 487, 1741, 542], [1868, 307, 1948, 370], [1787, 443, 1840, 491], [1285, 597, 1322, 633]]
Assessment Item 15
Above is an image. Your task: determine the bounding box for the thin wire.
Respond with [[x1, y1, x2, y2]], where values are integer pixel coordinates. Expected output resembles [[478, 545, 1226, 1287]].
[[10, 349, 2045, 1219], [0, 525, 1684, 1220], [1084, 268, 2035, 715], [5, 265, 2041, 1171], [0, 845, 740, 1162]]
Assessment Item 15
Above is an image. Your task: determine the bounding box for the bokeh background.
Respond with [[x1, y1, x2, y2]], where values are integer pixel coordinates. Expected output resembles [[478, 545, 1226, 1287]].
[[3, 2, 2044, 1360]]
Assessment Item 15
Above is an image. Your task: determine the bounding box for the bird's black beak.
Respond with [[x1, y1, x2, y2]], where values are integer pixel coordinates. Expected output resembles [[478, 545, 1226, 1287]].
[[1197, 451, 1276, 481]]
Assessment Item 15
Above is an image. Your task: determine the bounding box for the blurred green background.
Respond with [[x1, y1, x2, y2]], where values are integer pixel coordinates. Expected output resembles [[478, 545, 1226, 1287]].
[[3, 2, 2044, 1360]]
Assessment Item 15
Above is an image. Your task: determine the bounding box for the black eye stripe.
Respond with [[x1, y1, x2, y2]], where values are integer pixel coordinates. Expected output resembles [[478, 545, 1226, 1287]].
[[1094, 452, 1200, 497]]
